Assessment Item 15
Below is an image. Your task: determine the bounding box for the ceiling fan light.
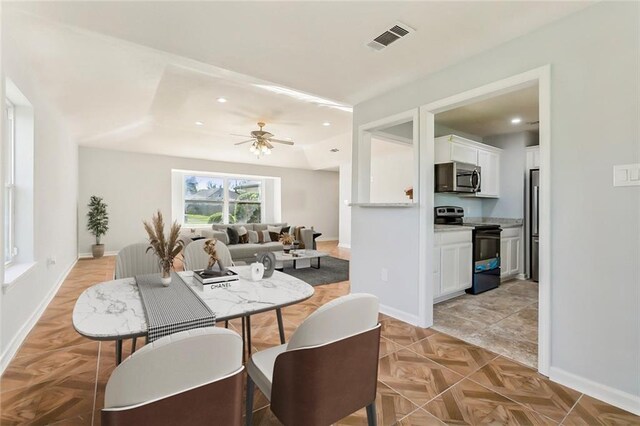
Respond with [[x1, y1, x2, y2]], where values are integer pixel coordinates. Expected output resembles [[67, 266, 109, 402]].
[[249, 145, 256, 152], [266, 149, 272, 155], [261, 145, 268, 153]]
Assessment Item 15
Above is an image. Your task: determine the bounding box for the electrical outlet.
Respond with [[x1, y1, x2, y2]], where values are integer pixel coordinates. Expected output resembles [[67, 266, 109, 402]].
[[381, 268, 388, 282]]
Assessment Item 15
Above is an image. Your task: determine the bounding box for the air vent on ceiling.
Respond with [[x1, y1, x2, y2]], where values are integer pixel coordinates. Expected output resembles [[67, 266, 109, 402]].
[[367, 22, 415, 51], [330, 148, 340, 153]]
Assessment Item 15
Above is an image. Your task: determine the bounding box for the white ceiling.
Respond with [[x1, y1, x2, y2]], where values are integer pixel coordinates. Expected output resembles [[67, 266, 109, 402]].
[[4, 2, 591, 170], [436, 85, 540, 137]]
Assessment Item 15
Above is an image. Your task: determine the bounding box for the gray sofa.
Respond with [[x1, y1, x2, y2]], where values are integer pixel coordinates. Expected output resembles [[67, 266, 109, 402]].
[[191, 223, 315, 263]]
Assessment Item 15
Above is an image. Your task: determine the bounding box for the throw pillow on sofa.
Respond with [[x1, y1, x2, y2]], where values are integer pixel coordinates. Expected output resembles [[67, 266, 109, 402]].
[[267, 225, 290, 242], [248, 230, 259, 244], [237, 226, 249, 244], [227, 227, 240, 245]]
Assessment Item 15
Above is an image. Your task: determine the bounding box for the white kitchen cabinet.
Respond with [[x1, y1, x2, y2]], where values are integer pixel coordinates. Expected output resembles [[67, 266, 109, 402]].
[[435, 135, 502, 198], [501, 227, 523, 279], [477, 150, 500, 197], [450, 142, 478, 165], [434, 230, 473, 303], [526, 146, 540, 169]]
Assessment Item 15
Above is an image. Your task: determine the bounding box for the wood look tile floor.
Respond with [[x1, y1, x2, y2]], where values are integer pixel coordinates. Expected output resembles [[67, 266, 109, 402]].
[[1, 241, 638, 425]]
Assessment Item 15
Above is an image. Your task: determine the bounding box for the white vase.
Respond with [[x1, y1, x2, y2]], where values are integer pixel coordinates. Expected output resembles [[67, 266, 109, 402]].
[[250, 262, 265, 281], [161, 274, 171, 286]]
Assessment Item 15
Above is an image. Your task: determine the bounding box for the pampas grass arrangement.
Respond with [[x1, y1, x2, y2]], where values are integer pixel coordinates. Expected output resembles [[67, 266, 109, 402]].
[[143, 210, 184, 283]]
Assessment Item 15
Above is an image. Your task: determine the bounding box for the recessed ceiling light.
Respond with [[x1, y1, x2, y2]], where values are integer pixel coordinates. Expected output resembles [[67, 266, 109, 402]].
[[511, 117, 522, 124], [217, 97, 227, 103], [195, 121, 204, 126], [322, 122, 331, 127]]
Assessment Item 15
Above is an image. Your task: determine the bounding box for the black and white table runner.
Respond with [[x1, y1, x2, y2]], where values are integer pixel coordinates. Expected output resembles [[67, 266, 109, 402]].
[[136, 272, 216, 342]]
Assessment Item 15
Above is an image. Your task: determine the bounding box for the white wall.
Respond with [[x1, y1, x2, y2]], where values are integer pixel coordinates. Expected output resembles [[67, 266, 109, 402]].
[[78, 147, 339, 255], [482, 131, 538, 218], [352, 1, 639, 405], [338, 162, 352, 248], [1, 35, 79, 370]]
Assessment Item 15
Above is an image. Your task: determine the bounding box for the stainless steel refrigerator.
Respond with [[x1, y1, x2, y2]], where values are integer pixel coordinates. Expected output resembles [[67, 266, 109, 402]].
[[530, 169, 540, 282]]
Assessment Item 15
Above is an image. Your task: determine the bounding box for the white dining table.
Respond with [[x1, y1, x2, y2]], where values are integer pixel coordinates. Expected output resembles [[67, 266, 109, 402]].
[[72, 266, 314, 363]]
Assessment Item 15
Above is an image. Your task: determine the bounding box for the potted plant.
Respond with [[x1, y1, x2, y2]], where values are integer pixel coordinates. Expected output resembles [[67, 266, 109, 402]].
[[143, 210, 184, 286], [87, 196, 109, 258], [279, 232, 294, 254]]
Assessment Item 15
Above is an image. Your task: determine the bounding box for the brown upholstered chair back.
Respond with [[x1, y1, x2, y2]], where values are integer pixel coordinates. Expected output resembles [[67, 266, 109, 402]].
[[101, 369, 244, 426], [269, 324, 381, 426]]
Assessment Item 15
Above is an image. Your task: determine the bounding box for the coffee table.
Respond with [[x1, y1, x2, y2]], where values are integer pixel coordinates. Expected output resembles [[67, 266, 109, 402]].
[[275, 249, 329, 270]]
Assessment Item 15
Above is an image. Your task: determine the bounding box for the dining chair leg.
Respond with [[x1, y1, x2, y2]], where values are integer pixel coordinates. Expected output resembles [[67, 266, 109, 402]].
[[276, 308, 285, 344], [366, 402, 377, 426], [115, 339, 123, 365], [241, 316, 246, 363], [245, 375, 254, 426], [245, 315, 252, 358], [131, 337, 137, 354]]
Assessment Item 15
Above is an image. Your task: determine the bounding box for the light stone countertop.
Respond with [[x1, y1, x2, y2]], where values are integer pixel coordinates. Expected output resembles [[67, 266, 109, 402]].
[[72, 266, 314, 340], [434, 225, 473, 233], [435, 218, 523, 232]]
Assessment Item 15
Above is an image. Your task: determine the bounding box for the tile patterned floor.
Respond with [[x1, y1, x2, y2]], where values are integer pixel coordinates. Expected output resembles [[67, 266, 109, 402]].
[[433, 279, 540, 368], [1, 242, 638, 425]]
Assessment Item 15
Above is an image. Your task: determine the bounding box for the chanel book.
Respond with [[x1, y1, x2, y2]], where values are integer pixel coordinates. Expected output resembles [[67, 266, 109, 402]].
[[194, 269, 239, 288]]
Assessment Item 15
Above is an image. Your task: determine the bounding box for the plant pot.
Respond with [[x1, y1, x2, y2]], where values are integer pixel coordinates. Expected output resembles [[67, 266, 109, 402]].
[[160, 275, 171, 286], [283, 245, 291, 254], [92, 244, 105, 258]]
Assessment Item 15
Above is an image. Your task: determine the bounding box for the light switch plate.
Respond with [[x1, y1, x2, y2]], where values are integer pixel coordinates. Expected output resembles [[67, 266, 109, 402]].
[[613, 164, 640, 187]]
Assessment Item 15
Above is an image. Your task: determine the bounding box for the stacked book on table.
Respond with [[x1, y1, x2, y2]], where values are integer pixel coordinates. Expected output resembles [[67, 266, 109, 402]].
[[194, 269, 239, 292]]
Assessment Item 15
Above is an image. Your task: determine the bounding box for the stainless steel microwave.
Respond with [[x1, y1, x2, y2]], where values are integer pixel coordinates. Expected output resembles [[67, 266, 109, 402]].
[[435, 162, 481, 193]]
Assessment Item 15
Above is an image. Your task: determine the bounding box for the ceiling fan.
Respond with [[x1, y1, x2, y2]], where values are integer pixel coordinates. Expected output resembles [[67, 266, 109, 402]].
[[231, 122, 294, 157]]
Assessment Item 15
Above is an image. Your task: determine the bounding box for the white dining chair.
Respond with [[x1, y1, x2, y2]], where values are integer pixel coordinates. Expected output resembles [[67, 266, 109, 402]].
[[245, 293, 381, 426], [115, 242, 161, 280], [114, 242, 163, 361], [182, 239, 234, 271], [102, 327, 244, 426]]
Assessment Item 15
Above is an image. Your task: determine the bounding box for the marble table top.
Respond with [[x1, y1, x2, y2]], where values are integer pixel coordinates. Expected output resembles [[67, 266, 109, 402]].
[[72, 266, 315, 340]]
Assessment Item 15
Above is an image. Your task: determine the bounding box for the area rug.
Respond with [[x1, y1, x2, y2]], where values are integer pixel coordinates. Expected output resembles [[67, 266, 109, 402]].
[[281, 256, 349, 286]]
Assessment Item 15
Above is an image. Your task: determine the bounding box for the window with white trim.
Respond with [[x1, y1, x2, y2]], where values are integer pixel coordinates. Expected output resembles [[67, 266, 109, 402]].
[[4, 101, 16, 264], [182, 174, 264, 225]]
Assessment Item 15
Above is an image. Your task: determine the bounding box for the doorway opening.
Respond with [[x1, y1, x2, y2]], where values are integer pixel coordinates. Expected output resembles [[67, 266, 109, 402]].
[[418, 66, 551, 374]]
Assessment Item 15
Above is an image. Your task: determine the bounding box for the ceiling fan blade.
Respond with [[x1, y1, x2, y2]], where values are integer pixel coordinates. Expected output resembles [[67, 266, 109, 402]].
[[268, 138, 294, 145], [230, 133, 251, 138], [234, 139, 254, 146], [265, 141, 274, 149]]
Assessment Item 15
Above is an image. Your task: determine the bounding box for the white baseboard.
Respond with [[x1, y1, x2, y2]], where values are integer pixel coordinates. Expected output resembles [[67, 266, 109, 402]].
[[0, 258, 78, 375], [338, 243, 351, 249], [549, 366, 640, 416], [379, 303, 420, 327], [78, 251, 118, 259]]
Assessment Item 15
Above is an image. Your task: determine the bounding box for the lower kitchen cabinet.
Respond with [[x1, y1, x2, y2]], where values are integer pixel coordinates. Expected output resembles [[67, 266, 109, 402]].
[[434, 230, 473, 302], [501, 227, 523, 279]]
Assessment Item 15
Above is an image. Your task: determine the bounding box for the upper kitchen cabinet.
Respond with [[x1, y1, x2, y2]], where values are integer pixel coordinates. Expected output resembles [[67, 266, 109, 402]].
[[435, 135, 502, 198], [526, 145, 540, 170]]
